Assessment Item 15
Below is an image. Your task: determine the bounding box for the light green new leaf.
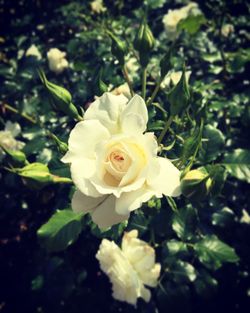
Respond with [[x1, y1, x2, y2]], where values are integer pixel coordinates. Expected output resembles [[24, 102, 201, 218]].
[[222, 149, 250, 183], [37, 210, 84, 252], [194, 235, 239, 270], [178, 14, 206, 34]]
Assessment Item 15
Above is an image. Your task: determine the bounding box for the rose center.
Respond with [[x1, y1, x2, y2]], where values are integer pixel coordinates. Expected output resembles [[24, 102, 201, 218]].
[[108, 150, 131, 173]]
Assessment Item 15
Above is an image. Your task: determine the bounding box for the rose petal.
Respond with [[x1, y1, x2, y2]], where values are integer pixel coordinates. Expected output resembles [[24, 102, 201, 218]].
[[62, 120, 110, 160], [121, 95, 148, 134], [71, 159, 102, 197], [84, 92, 128, 134], [115, 186, 155, 215], [148, 157, 181, 197], [72, 189, 106, 213], [92, 195, 129, 229]]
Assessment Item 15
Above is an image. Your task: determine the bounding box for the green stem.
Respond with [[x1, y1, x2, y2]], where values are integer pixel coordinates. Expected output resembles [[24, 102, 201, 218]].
[[157, 115, 174, 144], [122, 65, 134, 97], [142, 67, 147, 99], [3, 103, 37, 124], [146, 77, 162, 106]]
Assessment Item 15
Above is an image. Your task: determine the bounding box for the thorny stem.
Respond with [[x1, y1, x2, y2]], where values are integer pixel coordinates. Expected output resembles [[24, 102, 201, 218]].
[[2, 103, 37, 124], [122, 65, 134, 97], [157, 115, 174, 144], [142, 67, 147, 99], [146, 77, 163, 106]]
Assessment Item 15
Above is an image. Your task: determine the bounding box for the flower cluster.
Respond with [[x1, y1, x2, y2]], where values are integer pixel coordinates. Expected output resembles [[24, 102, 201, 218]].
[[96, 229, 161, 305], [62, 92, 181, 229], [162, 2, 201, 38]]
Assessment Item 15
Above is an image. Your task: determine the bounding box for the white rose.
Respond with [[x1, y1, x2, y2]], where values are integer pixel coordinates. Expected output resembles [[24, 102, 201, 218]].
[[96, 229, 161, 305], [90, 0, 106, 14], [0, 121, 25, 160], [25, 44, 42, 60], [161, 70, 192, 88], [47, 48, 69, 74], [62, 92, 181, 229], [111, 83, 131, 99], [221, 24, 234, 37], [163, 2, 200, 37]]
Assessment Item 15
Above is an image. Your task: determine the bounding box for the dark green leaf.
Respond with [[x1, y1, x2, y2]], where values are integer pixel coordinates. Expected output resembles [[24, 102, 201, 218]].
[[37, 210, 84, 252], [194, 235, 239, 270], [222, 149, 250, 183], [172, 205, 198, 241]]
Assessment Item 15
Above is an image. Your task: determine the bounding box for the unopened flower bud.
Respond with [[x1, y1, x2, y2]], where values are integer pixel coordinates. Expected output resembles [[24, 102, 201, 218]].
[[0, 144, 27, 165], [38, 70, 82, 120], [134, 21, 155, 67], [181, 167, 212, 201], [49, 133, 68, 154], [94, 68, 108, 96], [168, 65, 190, 116]]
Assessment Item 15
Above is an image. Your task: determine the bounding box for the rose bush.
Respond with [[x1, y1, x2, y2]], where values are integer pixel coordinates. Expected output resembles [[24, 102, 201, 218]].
[[96, 229, 161, 305], [62, 92, 181, 228]]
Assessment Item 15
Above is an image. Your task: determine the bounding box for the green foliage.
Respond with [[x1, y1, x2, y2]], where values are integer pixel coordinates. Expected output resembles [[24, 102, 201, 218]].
[[1, 0, 249, 312], [199, 125, 225, 163], [194, 235, 239, 270], [172, 205, 198, 241], [222, 149, 250, 183], [37, 209, 84, 252], [168, 66, 191, 116], [178, 14, 207, 35]]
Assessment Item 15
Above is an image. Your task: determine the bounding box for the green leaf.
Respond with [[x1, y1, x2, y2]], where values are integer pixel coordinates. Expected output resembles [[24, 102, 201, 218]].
[[171, 260, 197, 283], [16, 162, 72, 186], [194, 235, 239, 270], [172, 205, 198, 241], [178, 14, 206, 34], [199, 125, 225, 163], [222, 149, 250, 183], [37, 210, 84, 252], [167, 240, 188, 256], [212, 207, 235, 228]]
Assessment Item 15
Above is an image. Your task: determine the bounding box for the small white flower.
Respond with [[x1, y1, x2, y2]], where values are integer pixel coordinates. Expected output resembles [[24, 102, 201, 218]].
[[221, 24, 234, 37], [0, 121, 25, 160], [126, 57, 140, 78], [90, 0, 106, 14], [240, 209, 250, 224], [96, 229, 161, 305], [111, 83, 131, 99], [162, 2, 200, 37], [62, 93, 181, 229], [161, 70, 192, 88], [25, 44, 42, 60], [47, 48, 69, 74]]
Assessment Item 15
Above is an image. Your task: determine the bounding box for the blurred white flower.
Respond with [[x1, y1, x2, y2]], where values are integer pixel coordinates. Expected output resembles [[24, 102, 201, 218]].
[[221, 24, 234, 37], [161, 70, 191, 88], [47, 48, 69, 74], [0, 121, 25, 160], [240, 209, 250, 224], [111, 83, 131, 99], [96, 229, 161, 305], [162, 2, 201, 38], [90, 0, 106, 14], [25, 44, 42, 60], [62, 93, 181, 229], [126, 57, 139, 78]]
